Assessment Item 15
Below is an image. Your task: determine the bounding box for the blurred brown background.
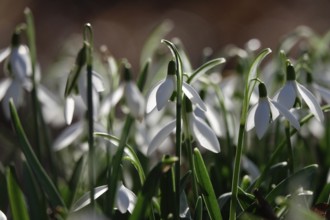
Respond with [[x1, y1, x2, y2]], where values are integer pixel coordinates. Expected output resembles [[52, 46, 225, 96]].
[[1, 0, 330, 71]]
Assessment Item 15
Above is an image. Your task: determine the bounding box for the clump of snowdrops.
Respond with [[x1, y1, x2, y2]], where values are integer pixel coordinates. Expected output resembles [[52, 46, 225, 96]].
[[1, 9, 330, 220]]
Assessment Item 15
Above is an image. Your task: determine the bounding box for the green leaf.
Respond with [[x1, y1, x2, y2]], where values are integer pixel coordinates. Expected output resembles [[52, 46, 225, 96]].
[[137, 58, 151, 92], [140, 20, 173, 66], [6, 166, 30, 220], [94, 132, 146, 184], [193, 148, 223, 220], [316, 182, 330, 204], [67, 155, 85, 208], [9, 99, 67, 210], [188, 58, 226, 83], [22, 162, 48, 220], [160, 165, 175, 219], [266, 164, 318, 203], [247, 48, 272, 97], [129, 157, 176, 220]]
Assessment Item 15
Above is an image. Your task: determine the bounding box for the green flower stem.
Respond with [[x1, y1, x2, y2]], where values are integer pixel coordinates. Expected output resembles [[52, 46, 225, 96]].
[[84, 23, 95, 208], [229, 48, 271, 220], [285, 121, 294, 174], [253, 104, 330, 189], [229, 123, 245, 220]]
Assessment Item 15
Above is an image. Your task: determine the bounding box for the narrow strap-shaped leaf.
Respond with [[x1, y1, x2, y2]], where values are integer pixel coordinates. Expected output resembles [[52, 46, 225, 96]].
[[193, 148, 223, 220], [160, 165, 176, 219], [94, 132, 145, 184], [188, 58, 226, 84], [130, 156, 177, 220], [22, 162, 48, 220], [9, 99, 66, 210], [67, 155, 85, 208], [6, 166, 30, 220]]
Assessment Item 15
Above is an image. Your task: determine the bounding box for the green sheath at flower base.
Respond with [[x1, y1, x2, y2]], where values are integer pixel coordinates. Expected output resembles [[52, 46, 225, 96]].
[[167, 60, 176, 76], [286, 61, 296, 81], [258, 82, 267, 98]]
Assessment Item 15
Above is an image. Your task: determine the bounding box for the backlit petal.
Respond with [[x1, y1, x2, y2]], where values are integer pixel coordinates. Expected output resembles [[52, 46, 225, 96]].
[[270, 100, 300, 130], [100, 85, 124, 116], [297, 82, 324, 122], [124, 82, 145, 120], [72, 185, 108, 212], [9, 45, 32, 79], [268, 98, 280, 120], [92, 71, 105, 92], [313, 84, 330, 104], [0, 210, 7, 220], [156, 76, 175, 111], [189, 113, 220, 153], [254, 99, 270, 139], [65, 96, 75, 125], [0, 78, 12, 100], [147, 120, 176, 155], [117, 183, 136, 214], [246, 103, 258, 131], [182, 82, 207, 111], [146, 80, 164, 114], [52, 121, 84, 151], [116, 184, 130, 214], [275, 81, 297, 109]]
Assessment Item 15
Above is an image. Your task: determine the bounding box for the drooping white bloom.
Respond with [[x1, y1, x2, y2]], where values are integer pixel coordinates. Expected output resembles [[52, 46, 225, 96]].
[[64, 46, 104, 125], [0, 41, 33, 118], [274, 63, 324, 122], [122, 62, 145, 120], [72, 183, 136, 214], [246, 83, 300, 139], [147, 101, 220, 155], [146, 60, 206, 113]]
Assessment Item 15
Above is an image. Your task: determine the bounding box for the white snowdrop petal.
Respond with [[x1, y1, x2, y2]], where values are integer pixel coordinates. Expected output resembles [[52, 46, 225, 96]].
[[204, 104, 223, 137], [268, 98, 280, 120], [297, 82, 324, 122], [100, 85, 124, 116], [10, 45, 32, 79], [117, 183, 136, 214], [72, 185, 108, 212], [125, 82, 145, 119], [254, 100, 270, 139], [52, 121, 84, 151], [0, 210, 6, 220], [116, 185, 130, 213], [182, 82, 207, 111], [189, 113, 220, 153], [270, 100, 300, 130], [0, 47, 10, 63], [0, 78, 12, 101], [92, 71, 105, 92], [2, 80, 23, 119], [156, 77, 175, 111], [276, 81, 296, 109], [246, 103, 258, 131], [65, 96, 75, 125], [147, 120, 176, 155], [146, 80, 164, 114], [314, 84, 330, 104]]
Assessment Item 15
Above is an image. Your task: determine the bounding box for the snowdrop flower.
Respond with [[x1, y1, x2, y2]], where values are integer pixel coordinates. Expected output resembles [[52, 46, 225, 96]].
[[0, 210, 6, 220], [72, 182, 136, 214], [146, 60, 206, 113], [147, 98, 220, 155], [0, 31, 33, 118], [274, 62, 324, 122], [246, 82, 300, 139], [64, 45, 104, 125], [123, 61, 145, 120]]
